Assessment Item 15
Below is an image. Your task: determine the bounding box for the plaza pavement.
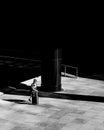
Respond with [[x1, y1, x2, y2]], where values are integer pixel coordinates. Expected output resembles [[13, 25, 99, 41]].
[[0, 76, 104, 130]]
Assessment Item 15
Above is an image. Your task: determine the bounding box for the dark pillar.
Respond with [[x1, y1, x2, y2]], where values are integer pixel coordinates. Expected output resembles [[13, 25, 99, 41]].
[[40, 48, 62, 92]]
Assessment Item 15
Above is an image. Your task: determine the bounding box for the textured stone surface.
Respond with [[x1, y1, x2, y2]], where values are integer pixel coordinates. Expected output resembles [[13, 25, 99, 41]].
[[0, 76, 104, 129]]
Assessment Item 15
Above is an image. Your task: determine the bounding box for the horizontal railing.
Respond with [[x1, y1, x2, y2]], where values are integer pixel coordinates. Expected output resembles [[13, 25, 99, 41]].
[[61, 64, 78, 78]]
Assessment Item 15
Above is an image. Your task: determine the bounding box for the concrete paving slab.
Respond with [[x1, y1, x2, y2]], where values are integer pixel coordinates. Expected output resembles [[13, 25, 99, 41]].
[[0, 76, 104, 129]]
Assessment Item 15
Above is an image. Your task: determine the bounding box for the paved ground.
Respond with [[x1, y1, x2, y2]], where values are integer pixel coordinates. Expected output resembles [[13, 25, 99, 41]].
[[0, 76, 104, 130]]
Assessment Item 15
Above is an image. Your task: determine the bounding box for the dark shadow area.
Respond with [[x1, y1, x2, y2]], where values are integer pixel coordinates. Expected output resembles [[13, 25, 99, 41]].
[[78, 72, 104, 81], [0, 48, 41, 89], [4, 99, 26, 104], [90, 74, 104, 81], [1, 87, 104, 103], [1, 86, 30, 96], [39, 92, 104, 103], [0, 67, 41, 89], [3, 99, 33, 105]]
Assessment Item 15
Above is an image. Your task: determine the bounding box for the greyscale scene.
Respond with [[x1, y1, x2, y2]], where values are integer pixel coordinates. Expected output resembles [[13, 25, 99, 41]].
[[0, 3, 104, 129], [0, 47, 104, 130]]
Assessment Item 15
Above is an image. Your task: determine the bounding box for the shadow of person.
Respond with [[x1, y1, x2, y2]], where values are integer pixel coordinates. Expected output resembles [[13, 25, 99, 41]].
[[3, 99, 33, 105]]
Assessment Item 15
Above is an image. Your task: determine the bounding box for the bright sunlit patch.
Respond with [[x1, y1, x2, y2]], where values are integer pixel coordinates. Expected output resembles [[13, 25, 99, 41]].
[[21, 76, 41, 86]]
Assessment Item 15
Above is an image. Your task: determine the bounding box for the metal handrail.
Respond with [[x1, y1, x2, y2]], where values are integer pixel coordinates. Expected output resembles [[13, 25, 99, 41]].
[[61, 64, 78, 78]]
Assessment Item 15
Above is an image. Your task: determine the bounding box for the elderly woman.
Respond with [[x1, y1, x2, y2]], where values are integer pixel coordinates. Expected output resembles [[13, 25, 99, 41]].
[[28, 79, 39, 104]]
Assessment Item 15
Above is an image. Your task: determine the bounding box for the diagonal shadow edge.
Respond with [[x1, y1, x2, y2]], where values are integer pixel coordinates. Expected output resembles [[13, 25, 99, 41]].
[[1, 88, 104, 103], [2, 99, 34, 105], [39, 92, 104, 103]]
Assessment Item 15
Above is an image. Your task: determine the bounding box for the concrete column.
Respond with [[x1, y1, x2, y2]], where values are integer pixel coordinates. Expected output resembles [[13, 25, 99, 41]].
[[40, 48, 62, 92]]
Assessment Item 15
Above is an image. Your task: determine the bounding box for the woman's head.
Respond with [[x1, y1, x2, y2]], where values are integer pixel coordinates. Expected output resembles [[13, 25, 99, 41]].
[[33, 79, 37, 84]]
